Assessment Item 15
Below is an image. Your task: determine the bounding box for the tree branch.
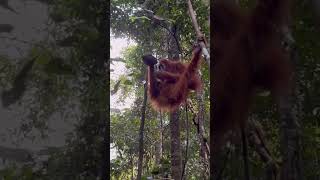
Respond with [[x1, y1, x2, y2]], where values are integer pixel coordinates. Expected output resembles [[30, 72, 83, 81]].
[[187, 0, 210, 66], [135, 7, 182, 53]]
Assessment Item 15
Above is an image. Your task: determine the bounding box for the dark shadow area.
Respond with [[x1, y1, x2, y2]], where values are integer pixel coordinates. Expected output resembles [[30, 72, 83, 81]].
[[0, 0, 109, 179]]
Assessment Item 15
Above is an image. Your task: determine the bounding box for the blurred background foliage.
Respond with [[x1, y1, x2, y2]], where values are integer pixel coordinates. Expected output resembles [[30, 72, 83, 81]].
[[0, 0, 107, 179]]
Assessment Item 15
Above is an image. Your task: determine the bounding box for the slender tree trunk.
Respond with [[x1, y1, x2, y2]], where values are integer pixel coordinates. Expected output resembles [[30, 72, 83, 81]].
[[241, 127, 250, 180], [100, 1, 109, 179], [168, 24, 183, 180], [155, 113, 163, 164], [137, 74, 148, 180], [278, 95, 301, 180], [160, 112, 164, 160], [155, 137, 162, 164], [196, 91, 210, 176], [181, 105, 190, 180], [131, 155, 135, 180], [170, 111, 182, 180], [278, 42, 302, 180], [101, 113, 108, 180]]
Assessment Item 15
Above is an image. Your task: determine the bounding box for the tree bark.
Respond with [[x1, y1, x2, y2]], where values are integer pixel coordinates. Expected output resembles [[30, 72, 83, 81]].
[[196, 92, 210, 174], [181, 105, 190, 180], [168, 25, 183, 180], [241, 128, 250, 180], [170, 111, 182, 180], [278, 95, 302, 180], [278, 42, 302, 180], [155, 112, 163, 164], [137, 74, 148, 180]]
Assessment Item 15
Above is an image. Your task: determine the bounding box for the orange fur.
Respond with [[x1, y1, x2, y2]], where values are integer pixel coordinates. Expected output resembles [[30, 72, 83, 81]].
[[143, 46, 203, 112]]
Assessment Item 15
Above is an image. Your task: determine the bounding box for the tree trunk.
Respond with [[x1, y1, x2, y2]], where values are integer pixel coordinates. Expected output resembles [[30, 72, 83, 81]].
[[160, 112, 164, 160], [278, 40, 302, 180], [278, 95, 302, 180], [181, 105, 190, 180], [137, 75, 148, 180], [168, 24, 183, 180], [170, 111, 182, 180], [196, 91, 210, 177], [131, 155, 135, 180], [155, 112, 163, 164], [98, 2, 109, 179]]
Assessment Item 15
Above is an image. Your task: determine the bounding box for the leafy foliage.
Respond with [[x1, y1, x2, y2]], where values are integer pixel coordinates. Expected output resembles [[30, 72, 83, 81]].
[[110, 0, 210, 179]]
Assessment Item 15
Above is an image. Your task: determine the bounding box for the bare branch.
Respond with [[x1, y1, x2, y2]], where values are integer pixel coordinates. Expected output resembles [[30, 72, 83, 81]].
[[187, 0, 210, 66]]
